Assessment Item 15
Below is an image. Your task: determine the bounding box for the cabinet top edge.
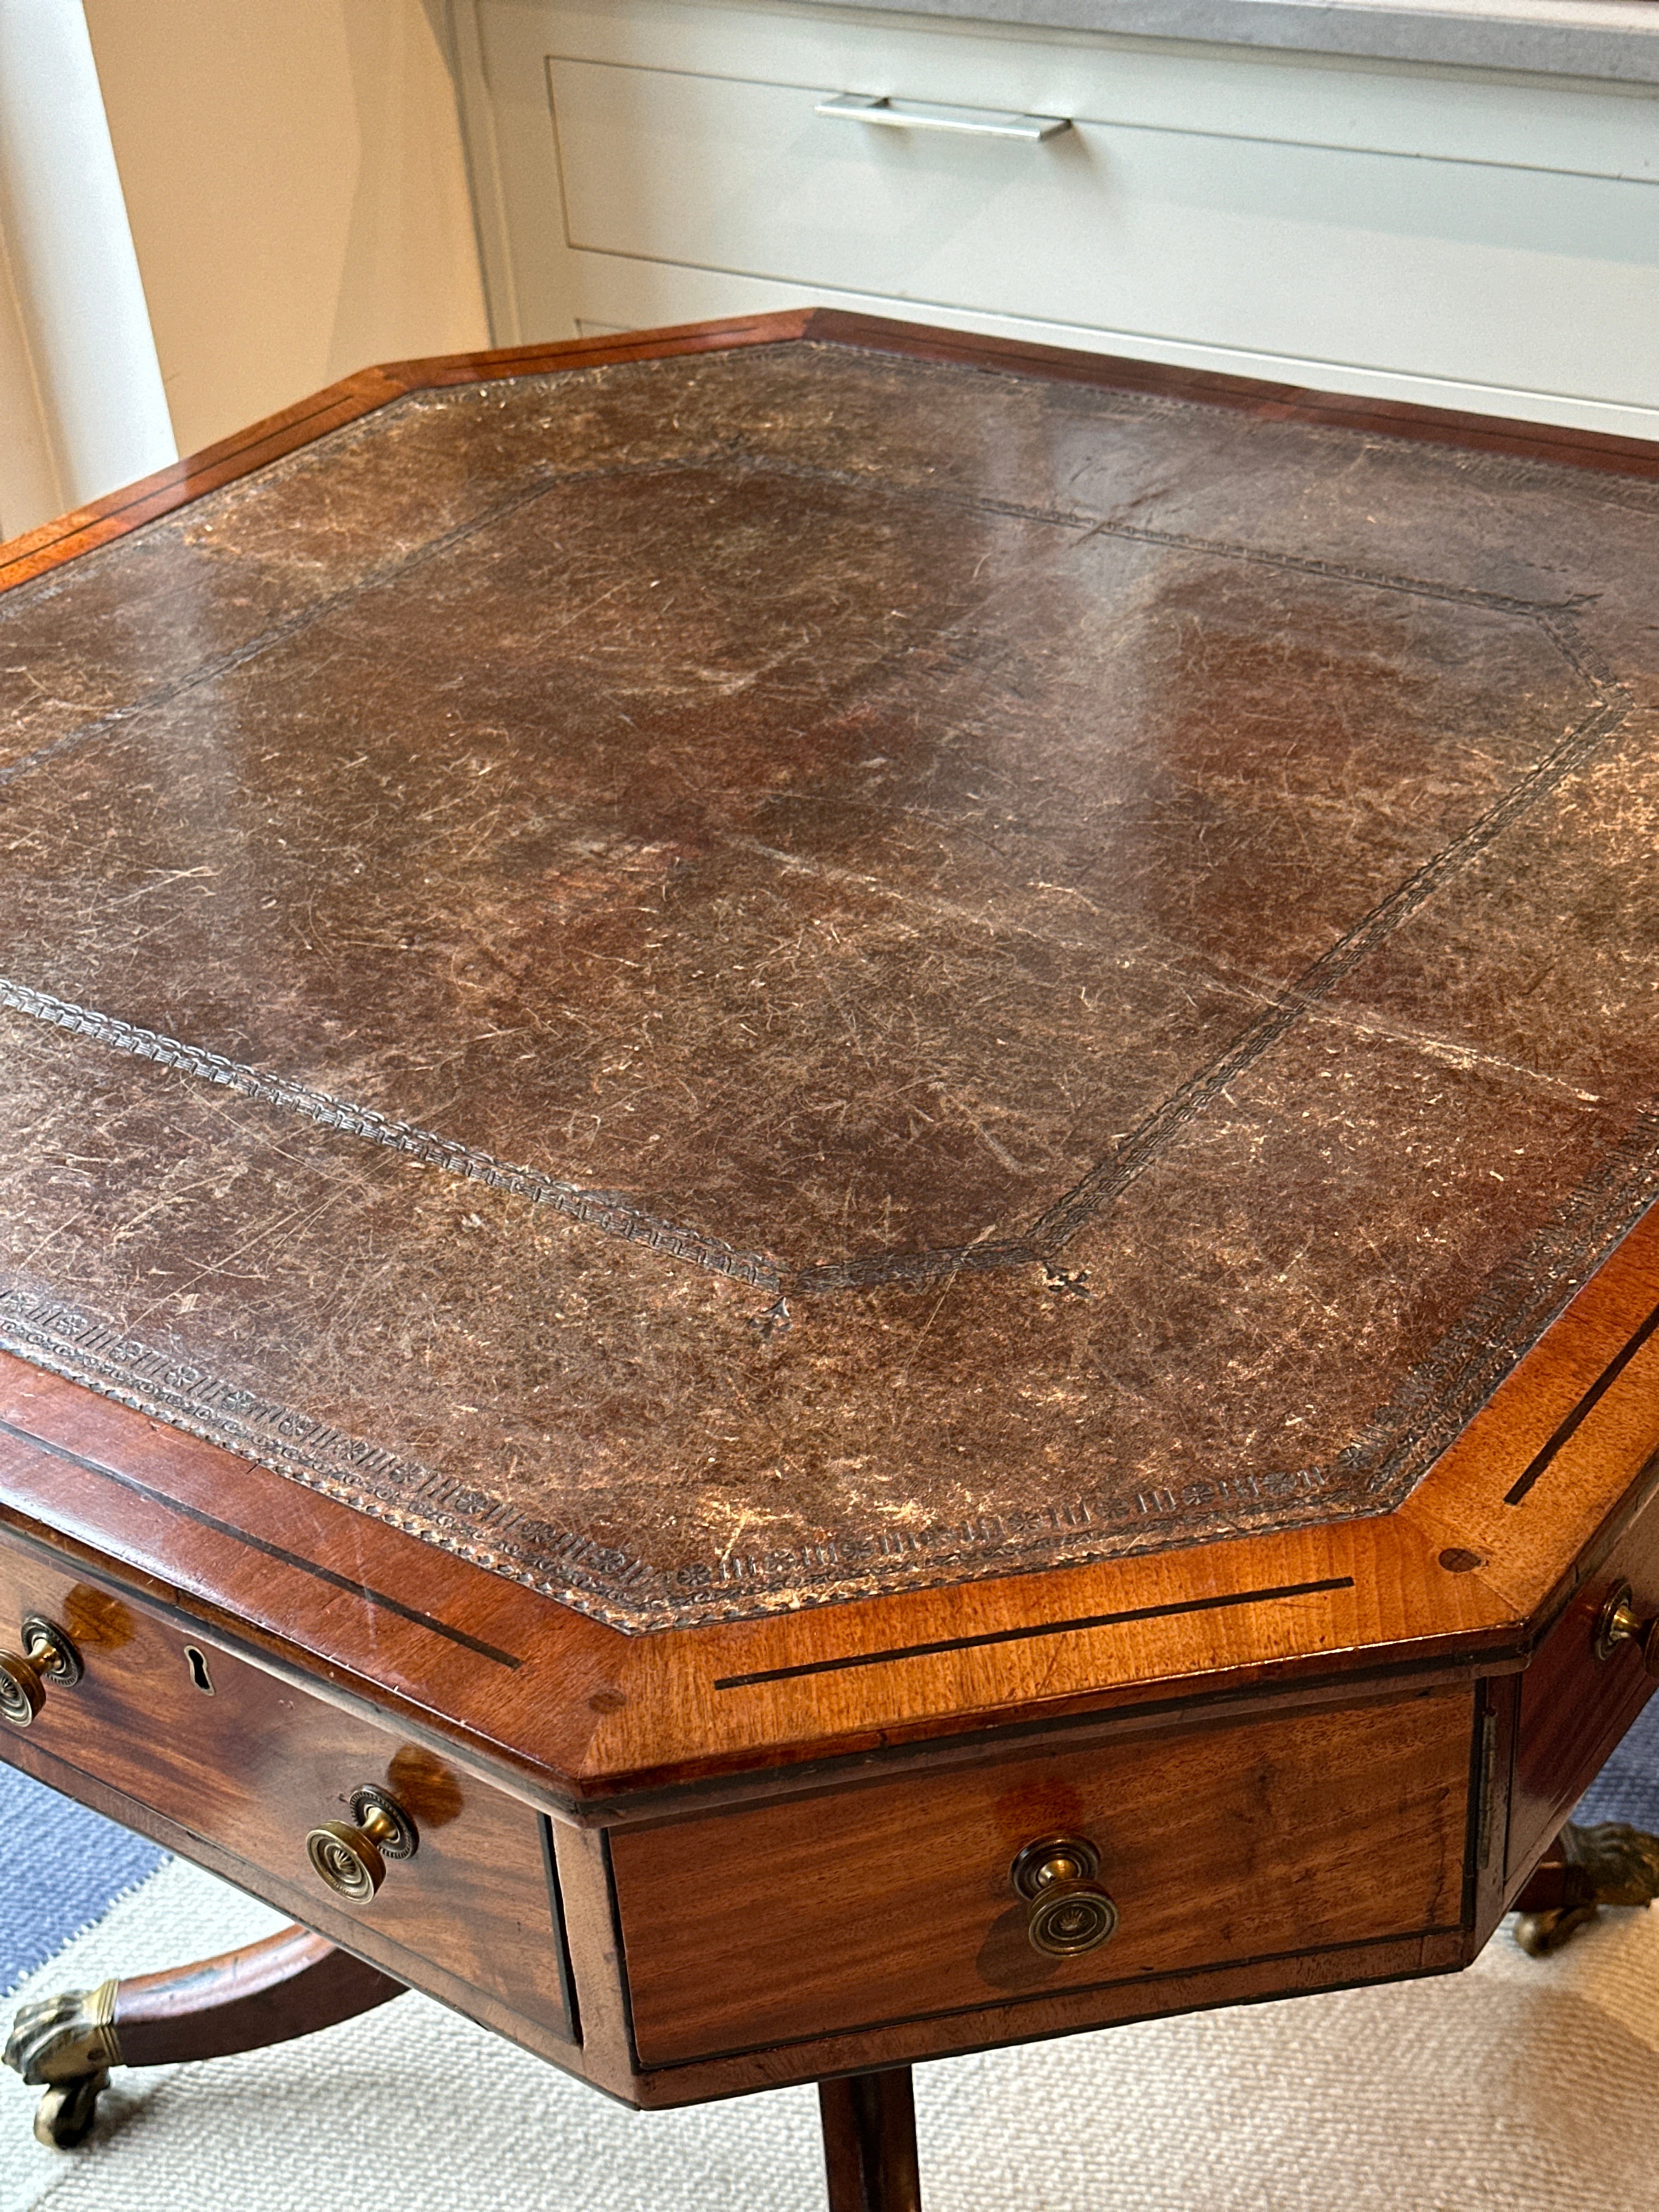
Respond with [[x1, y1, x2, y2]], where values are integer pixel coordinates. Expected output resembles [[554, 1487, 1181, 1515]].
[[747, 0, 1659, 87]]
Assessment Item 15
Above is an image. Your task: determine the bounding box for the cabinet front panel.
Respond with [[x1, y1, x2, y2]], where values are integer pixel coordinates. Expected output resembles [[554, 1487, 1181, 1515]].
[[463, 0, 1659, 431], [545, 52, 1657, 410]]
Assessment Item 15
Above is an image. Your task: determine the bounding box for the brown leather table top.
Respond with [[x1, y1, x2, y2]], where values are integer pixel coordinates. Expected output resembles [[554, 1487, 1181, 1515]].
[[0, 328, 1654, 1631]]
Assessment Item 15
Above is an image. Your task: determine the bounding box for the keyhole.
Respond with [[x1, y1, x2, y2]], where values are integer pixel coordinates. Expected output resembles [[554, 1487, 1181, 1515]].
[[183, 1645, 215, 1695]]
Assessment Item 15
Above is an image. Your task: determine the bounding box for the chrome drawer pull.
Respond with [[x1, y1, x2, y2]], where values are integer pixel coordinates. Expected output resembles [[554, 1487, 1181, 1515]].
[[816, 93, 1070, 142], [0, 1616, 83, 1728]]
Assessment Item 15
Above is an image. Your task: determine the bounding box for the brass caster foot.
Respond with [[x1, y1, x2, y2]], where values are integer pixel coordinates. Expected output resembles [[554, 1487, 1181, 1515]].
[[1515, 1821, 1659, 1956], [4, 1978, 121, 2150], [1515, 1901, 1600, 1956], [33, 2071, 109, 2149]]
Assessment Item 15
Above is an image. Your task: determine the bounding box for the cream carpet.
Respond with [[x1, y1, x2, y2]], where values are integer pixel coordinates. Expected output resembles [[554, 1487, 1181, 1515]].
[[5, 1857, 1659, 2211]]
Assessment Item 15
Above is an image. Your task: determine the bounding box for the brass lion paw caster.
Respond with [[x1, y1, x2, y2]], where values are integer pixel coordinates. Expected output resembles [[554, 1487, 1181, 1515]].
[[305, 1786, 419, 1903], [1515, 1820, 1659, 1956], [1010, 1835, 1119, 1956], [0, 1617, 83, 1727], [3, 1980, 119, 2147]]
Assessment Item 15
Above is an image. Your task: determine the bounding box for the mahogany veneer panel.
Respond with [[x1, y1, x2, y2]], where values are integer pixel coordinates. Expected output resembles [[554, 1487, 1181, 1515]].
[[0, 1541, 575, 2042], [1506, 1483, 1659, 1885], [0, 1728, 601, 2080], [611, 1688, 1472, 2064]]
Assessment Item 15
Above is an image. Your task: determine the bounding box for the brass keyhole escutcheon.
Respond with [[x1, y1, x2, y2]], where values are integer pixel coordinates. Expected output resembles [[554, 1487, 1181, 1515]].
[[1010, 1834, 1119, 1957], [0, 1617, 83, 1729], [1594, 1583, 1659, 1674], [305, 1786, 419, 1903]]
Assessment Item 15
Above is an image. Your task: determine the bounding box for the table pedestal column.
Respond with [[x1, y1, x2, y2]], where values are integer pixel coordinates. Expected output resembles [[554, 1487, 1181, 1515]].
[[818, 2066, 923, 2211]]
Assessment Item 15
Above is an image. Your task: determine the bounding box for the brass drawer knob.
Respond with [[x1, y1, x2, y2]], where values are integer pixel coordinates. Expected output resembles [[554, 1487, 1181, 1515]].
[[0, 1617, 83, 1728], [304, 1786, 419, 1903], [1594, 1583, 1659, 1673], [1011, 1833, 1119, 1957]]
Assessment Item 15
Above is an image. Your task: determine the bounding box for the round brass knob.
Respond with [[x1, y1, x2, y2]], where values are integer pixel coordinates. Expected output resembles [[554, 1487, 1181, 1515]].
[[304, 1786, 418, 1903], [1011, 1833, 1119, 1957], [1594, 1584, 1659, 1674], [0, 1617, 83, 1729]]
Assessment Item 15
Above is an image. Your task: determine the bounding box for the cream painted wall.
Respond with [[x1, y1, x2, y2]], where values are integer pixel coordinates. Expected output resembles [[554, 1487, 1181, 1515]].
[[0, 223, 59, 539], [83, 0, 491, 459], [0, 0, 174, 539]]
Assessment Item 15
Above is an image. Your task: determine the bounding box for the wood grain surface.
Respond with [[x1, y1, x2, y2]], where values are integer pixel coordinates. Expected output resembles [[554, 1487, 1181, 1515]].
[[0, 1542, 575, 2041], [0, 1727, 588, 2077], [1505, 1484, 1659, 1888], [112, 1925, 403, 2068], [616, 1927, 1475, 2107], [3, 1712, 1468, 2111], [611, 1688, 1472, 2063], [819, 2068, 922, 2212]]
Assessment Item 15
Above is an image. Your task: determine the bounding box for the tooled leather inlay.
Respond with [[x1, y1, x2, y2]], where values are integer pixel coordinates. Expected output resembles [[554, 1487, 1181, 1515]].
[[0, 338, 1654, 1628]]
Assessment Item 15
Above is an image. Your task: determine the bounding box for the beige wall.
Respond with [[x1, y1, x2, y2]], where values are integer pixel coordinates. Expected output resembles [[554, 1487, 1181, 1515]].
[[0, 216, 63, 539], [83, 0, 490, 458], [0, 0, 176, 539]]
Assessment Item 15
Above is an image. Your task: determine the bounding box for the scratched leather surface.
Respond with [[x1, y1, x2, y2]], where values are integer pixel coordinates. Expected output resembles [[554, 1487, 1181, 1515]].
[[0, 338, 1654, 1628]]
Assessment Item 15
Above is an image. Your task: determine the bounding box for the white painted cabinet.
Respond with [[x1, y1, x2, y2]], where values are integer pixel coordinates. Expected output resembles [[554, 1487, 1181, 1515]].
[[450, 0, 1659, 434]]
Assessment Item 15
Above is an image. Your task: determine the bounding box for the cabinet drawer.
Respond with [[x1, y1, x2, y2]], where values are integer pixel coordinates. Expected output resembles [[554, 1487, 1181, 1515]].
[[611, 1688, 1473, 2064], [1508, 1485, 1659, 1885], [0, 1548, 574, 2041], [544, 46, 1658, 410]]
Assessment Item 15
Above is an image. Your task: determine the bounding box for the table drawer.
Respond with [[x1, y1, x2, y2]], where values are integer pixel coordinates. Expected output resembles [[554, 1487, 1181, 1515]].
[[1508, 1485, 1659, 1886], [611, 1688, 1473, 2064], [0, 1548, 574, 2041]]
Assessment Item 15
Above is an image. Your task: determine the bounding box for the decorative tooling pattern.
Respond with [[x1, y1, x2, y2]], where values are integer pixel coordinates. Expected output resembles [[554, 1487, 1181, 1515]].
[[0, 338, 1654, 1628]]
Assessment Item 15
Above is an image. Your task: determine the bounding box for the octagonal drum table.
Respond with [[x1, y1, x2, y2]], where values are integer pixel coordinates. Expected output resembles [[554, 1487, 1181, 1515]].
[[2, 311, 1658, 2204]]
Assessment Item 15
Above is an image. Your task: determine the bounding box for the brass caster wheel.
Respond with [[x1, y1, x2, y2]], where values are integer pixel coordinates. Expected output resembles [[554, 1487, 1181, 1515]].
[[4, 1976, 121, 2149], [1514, 1901, 1601, 1956], [1514, 1821, 1659, 1956], [33, 2071, 108, 2149]]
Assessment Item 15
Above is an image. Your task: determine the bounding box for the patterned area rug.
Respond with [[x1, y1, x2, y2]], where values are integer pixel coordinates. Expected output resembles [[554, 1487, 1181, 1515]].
[[3, 1702, 1657, 2211]]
